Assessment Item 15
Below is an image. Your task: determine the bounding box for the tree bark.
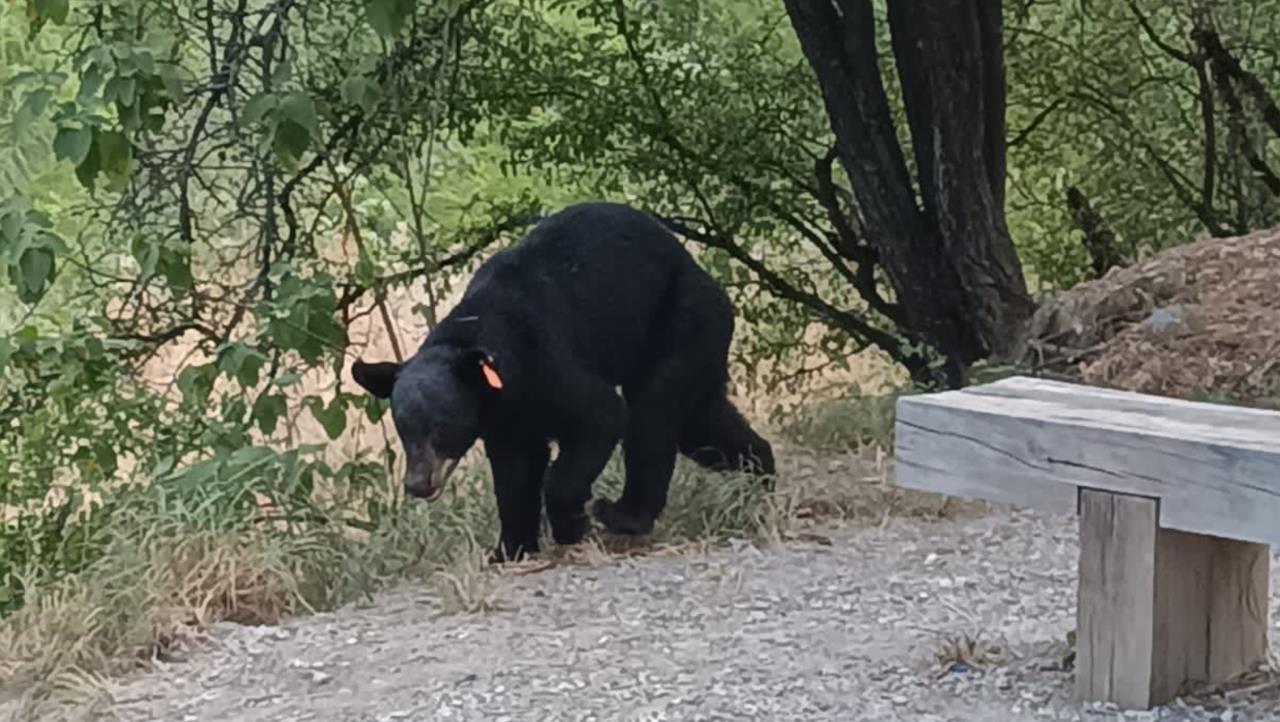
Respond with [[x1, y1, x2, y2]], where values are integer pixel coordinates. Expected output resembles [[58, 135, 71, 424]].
[[784, 0, 1035, 372], [1067, 187, 1126, 279]]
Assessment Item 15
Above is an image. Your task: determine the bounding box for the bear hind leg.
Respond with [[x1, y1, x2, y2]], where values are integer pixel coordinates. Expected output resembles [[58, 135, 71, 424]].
[[593, 356, 711, 536], [679, 394, 776, 480]]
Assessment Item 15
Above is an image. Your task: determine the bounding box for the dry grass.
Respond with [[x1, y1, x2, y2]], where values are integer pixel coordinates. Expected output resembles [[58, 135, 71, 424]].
[[430, 542, 508, 615], [0, 528, 308, 720], [931, 629, 1009, 674], [778, 392, 900, 453], [0, 420, 984, 719]]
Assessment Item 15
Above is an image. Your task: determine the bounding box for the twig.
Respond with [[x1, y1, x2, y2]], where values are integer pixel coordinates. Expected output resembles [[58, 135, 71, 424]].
[[328, 167, 405, 363]]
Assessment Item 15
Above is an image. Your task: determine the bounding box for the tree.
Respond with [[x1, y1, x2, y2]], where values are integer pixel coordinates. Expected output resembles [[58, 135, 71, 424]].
[[1003, 1, 1280, 288], [468, 0, 939, 394], [783, 0, 1036, 383]]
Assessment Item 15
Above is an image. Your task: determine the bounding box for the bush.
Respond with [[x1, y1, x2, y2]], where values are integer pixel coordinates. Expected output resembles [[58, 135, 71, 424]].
[[780, 391, 902, 452]]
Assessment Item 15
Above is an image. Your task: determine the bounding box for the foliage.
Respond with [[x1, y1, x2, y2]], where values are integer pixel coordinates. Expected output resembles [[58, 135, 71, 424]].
[[1006, 0, 1280, 289], [780, 391, 902, 453], [0, 0, 525, 610], [1, 0, 1279, 635], [471, 0, 927, 387]]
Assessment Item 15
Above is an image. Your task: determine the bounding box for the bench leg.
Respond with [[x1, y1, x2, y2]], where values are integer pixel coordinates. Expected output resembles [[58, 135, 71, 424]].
[[1076, 489, 1270, 709]]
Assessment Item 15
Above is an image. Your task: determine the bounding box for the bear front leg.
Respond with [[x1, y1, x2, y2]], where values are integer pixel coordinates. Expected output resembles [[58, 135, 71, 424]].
[[484, 433, 550, 563], [544, 389, 625, 546]]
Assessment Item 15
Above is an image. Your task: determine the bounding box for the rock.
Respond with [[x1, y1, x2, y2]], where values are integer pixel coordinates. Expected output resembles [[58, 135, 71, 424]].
[[1142, 304, 1195, 333]]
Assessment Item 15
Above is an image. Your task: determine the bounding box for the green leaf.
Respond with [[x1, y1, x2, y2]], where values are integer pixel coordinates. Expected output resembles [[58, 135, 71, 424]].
[[34, 0, 70, 25], [14, 246, 55, 304], [252, 394, 287, 435], [272, 119, 311, 166], [93, 442, 118, 475], [77, 64, 105, 105], [361, 394, 388, 423], [243, 92, 277, 124], [157, 246, 193, 292], [53, 126, 93, 165], [95, 130, 133, 189], [0, 337, 12, 374], [104, 75, 136, 107], [74, 144, 100, 189], [130, 235, 159, 277], [19, 89, 52, 122], [366, 0, 416, 38], [307, 397, 348, 440], [0, 209, 21, 245], [273, 372, 302, 387], [341, 74, 381, 112], [354, 247, 378, 286], [176, 364, 217, 405], [217, 343, 267, 387], [280, 92, 318, 132], [134, 49, 155, 76], [157, 64, 184, 103]]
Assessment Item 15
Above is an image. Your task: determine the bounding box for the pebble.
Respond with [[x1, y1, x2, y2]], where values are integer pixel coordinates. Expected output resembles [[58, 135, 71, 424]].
[[34, 508, 1276, 722]]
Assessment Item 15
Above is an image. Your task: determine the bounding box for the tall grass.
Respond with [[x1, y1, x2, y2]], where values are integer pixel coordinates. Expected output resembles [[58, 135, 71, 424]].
[[0, 446, 786, 718], [0, 395, 983, 720], [779, 390, 901, 452]]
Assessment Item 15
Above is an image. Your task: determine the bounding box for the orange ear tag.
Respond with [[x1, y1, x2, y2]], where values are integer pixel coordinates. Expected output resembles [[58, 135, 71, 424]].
[[480, 359, 504, 390]]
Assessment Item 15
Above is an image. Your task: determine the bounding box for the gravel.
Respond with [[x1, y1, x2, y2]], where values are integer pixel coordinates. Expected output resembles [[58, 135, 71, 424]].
[[96, 509, 1280, 722]]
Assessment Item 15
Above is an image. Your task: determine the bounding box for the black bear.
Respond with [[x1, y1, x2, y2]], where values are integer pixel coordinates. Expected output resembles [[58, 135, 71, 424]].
[[351, 202, 774, 562]]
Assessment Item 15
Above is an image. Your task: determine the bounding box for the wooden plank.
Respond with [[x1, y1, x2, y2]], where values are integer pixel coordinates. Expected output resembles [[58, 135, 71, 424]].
[[1151, 528, 1211, 702], [894, 376, 1280, 545], [1076, 489, 1157, 709], [1203, 537, 1270, 681], [1150, 530, 1269, 702]]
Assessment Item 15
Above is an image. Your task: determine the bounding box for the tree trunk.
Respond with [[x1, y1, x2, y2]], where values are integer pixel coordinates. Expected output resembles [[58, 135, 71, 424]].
[[784, 0, 1035, 373]]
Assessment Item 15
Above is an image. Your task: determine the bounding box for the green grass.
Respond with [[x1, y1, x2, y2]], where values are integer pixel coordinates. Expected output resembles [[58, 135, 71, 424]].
[[0, 407, 983, 720], [779, 391, 900, 452], [0, 449, 785, 719]]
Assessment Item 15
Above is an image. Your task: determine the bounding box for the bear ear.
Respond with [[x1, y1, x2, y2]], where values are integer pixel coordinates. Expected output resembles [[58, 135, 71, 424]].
[[351, 359, 400, 399]]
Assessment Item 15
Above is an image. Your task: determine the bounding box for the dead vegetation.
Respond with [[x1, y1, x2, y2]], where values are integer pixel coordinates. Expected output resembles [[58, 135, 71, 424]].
[[1024, 225, 1280, 405], [932, 629, 1009, 674], [0, 411, 972, 720]]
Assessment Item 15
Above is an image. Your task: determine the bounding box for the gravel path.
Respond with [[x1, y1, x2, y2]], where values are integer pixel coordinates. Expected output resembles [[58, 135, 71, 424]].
[[99, 509, 1279, 722]]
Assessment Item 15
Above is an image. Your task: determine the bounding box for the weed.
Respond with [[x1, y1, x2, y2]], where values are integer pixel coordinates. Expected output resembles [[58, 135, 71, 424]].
[[430, 542, 505, 615], [780, 391, 901, 452], [1, 405, 981, 718], [932, 629, 1008, 673]]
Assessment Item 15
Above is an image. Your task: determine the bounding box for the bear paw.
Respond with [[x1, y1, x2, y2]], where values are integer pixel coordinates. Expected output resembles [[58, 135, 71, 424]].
[[590, 498, 655, 536], [549, 511, 590, 546]]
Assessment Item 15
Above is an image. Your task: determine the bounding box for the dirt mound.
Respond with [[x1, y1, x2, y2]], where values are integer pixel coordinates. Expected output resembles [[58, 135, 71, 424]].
[[1023, 226, 1280, 403]]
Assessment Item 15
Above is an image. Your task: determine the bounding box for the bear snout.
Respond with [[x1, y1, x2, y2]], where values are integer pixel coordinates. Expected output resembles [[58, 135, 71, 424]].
[[403, 455, 459, 502], [403, 478, 437, 500]]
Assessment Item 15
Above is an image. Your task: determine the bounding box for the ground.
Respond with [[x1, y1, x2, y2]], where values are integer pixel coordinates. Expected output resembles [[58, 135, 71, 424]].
[[89, 508, 1279, 722]]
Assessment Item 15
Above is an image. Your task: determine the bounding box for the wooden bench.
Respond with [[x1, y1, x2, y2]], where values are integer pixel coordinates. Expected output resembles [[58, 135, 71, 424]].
[[893, 376, 1276, 709]]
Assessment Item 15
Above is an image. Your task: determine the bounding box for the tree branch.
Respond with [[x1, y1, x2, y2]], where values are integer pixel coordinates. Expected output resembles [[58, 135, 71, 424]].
[[1008, 98, 1064, 148], [1194, 27, 1280, 139], [336, 212, 540, 313], [656, 215, 914, 368]]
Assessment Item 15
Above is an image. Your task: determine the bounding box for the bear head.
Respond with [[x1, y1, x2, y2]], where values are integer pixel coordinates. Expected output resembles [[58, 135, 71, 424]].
[[350, 344, 504, 500]]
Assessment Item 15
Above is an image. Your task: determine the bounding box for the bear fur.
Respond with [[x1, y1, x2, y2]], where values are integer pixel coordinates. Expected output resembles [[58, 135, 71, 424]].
[[351, 202, 774, 561]]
